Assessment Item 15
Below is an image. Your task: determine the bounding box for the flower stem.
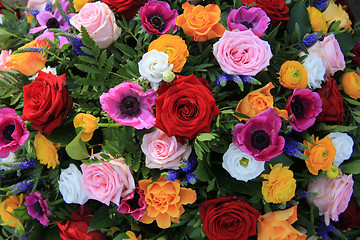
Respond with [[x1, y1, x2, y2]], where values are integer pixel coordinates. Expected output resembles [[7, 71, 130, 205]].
[[49, 198, 64, 206], [97, 123, 122, 128]]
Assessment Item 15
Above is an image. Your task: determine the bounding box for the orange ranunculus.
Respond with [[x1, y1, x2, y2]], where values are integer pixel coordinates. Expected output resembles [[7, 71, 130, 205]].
[[304, 136, 336, 175], [148, 34, 189, 72], [73, 113, 98, 142], [278, 61, 308, 89], [322, 0, 352, 32], [0, 194, 25, 228], [257, 206, 307, 240], [176, 2, 226, 42], [235, 82, 288, 121], [6, 40, 47, 76], [124, 231, 141, 240], [307, 7, 328, 35], [138, 176, 196, 229], [341, 71, 360, 100]]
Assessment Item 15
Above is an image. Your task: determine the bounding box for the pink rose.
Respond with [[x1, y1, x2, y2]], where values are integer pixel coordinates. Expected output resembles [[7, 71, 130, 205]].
[[307, 174, 354, 225], [81, 157, 135, 206], [213, 29, 272, 76], [307, 34, 345, 76], [27, 0, 55, 12], [70, 2, 121, 49], [141, 128, 192, 169], [0, 50, 11, 72]]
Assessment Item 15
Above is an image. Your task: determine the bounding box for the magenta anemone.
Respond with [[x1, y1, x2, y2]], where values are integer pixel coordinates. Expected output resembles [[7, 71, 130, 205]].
[[25, 191, 50, 226], [117, 186, 146, 221]]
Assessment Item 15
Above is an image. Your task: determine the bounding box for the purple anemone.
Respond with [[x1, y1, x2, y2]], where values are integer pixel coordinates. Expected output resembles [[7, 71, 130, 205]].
[[99, 82, 157, 129], [25, 191, 50, 226], [232, 108, 285, 161], [285, 88, 322, 132], [117, 186, 146, 221], [0, 108, 29, 158], [139, 0, 178, 35], [227, 6, 270, 37]]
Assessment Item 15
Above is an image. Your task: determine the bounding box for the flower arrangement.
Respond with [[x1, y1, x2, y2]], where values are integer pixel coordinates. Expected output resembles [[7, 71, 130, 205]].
[[0, 0, 360, 239]]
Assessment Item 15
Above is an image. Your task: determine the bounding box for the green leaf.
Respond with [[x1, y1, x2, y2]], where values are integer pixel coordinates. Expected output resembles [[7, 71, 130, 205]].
[[117, 43, 137, 58], [344, 97, 360, 106], [207, 178, 216, 192], [65, 130, 90, 160], [340, 159, 360, 174], [286, 1, 311, 41], [233, 111, 250, 119], [88, 205, 124, 231], [75, 64, 100, 74], [196, 133, 216, 142], [13, 205, 31, 221]]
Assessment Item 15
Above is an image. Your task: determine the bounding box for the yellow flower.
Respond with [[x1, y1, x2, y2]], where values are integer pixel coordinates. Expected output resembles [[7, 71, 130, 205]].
[[124, 231, 141, 240], [34, 132, 61, 169], [148, 34, 189, 72], [326, 165, 339, 179], [341, 72, 360, 99], [261, 164, 296, 204], [278, 61, 308, 89], [307, 7, 328, 34], [304, 136, 336, 175], [73, 113, 98, 142], [139, 176, 196, 229], [73, 0, 94, 12], [0, 194, 25, 228], [322, 0, 352, 32]]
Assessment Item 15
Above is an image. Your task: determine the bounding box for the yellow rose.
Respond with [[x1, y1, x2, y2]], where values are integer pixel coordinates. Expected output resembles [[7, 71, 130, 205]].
[[304, 136, 336, 175], [307, 7, 328, 34], [278, 61, 308, 89], [73, 0, 94, 12], [257, 206, 307, 240], [34, 132, 61, 169], [341, 72, 360, 99], [322, 0, 352, 32], [73, 113, 98, 142], [261, 163, 296, 204], [235, 82, 288, 121], [0, 194, 25, 228]]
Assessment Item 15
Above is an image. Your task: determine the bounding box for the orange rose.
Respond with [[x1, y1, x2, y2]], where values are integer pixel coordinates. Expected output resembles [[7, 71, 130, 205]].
[[0, 194, 25, 228], [307, 7, 328, 34], [235, 82, 288, 121], [6, 40, 48, 76], [176, 2, 225, 42], [139, 176, 196, 229], [341, 71, 360, 99], [257, 206, 306, 240], [322, 0, 352, 32]]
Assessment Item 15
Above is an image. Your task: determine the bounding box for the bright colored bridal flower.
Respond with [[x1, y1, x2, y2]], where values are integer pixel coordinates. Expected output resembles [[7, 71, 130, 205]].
[[303, 135, 336, 175], [5, 40, 47, 76], [99, 82, 156, 129], [302, 55, 326, 89], [261, 163, 296, 204], [73, 113, 98, 142], [307, 7, 328, 34], [0, 50, 11, 72], [124, 231, 141, 240], [341, 71, 360, 99], [73, 0, 93, 12], [148, 34, 189, 72], [138, 176, 196, 229], [25, 191, 50, 226], [327, 132, 354, 167], [34, 132, 61, 169], [0, 194, 24, 228], [242, 0, 290, 24], [278, 61, 308, 89], [102, 0, 146, 20], [257, 206, 306, 240], [323, 0, 352, 32], [176, 2, 226, 42], [232, 108, 285, 162], [118, 187, 146, 221]]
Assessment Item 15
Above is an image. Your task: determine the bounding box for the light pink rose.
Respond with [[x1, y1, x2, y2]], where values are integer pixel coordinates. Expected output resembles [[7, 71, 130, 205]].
[[141, 128, 192, 169], [307, 34, 345, 76], [27, 0, 55, 12], [307, 174, 354, 225], [70, 2, 121, 49], [0, 50, 11, 72], [81, 157, 135, 206], [213, 29, 272, 76]]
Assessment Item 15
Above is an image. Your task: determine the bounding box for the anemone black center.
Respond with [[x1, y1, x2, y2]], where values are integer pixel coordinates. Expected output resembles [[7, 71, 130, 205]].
[[242, 21, 254, 28], [291, 99, 304, 117], [2, 124, 15, 141], [34, 201, 44, 216], [251, 130, 270, 150], [148, 14, 165, 32], [120, 96, 140, 116], [128, 191, 141, 211], [46, 17, 60, 28]]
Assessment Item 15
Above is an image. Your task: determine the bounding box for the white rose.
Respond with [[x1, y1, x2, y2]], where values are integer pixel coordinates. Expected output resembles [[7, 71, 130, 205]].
[[327, 132, 354, 167], [29, 66, 57, 81], [222, 143, 265, 182], [0, 152, 16, 171], [302, 54, 326, 89], [58, 163, 88, 205]]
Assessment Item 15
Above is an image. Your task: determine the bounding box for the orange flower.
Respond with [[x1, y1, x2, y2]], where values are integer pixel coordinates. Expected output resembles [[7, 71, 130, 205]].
[[73, 113, 98, 142], [235, 82, 288, 121], [278, 61, 308, 89], [307, 7, 328, 34], [341, 71, 360, 99], [0, 194, 25, 228], [257, 206, 306, 240], [6, 40, 48, 76], [304, 136, 336, 175], [139, 176, 196, 229], [322, 0, 352, 32], [124, 231, 141, 240], [176, 2, 225, 42]]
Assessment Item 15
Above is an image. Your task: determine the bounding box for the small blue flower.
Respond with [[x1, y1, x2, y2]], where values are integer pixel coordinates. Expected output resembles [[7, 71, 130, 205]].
[[9, 179, 34, 195], [186, 173, 197, 185], [179, 151, 198, 173], [161, 169, 180, 182]]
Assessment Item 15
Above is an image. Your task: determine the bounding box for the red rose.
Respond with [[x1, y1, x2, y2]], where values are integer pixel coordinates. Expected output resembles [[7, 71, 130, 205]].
[[315, 77, 344, 124], [102, 0, 147, 20], [199, 197, 260, 240], [333, 198, 360, 230], [22, 71, 73, 135], [155, 74, 220, 140], [241, 0, 290, 24], [351, 42, 360, 66]]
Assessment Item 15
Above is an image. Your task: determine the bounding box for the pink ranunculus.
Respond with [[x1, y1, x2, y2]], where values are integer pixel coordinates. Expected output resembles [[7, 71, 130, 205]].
[[81, 157, 135, 206], [0, 50, 11, 72], [213, 30, 272, 76], [70, 2, 121, 49], [307, 34, 345, 76], [141, 128, 192, 169], [307, 174, 354, 226]]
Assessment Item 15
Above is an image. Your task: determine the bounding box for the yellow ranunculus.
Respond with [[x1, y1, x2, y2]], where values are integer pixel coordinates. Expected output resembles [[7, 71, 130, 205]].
[[278, 61, 308, 89], [261, 163, 296, 204], [124, 231, 141, 240], [322, 0, 352, 32], [73, 113, 98, 142], [0, 194, 25, 228], [341, 71, 360, 99], [73, 0, 94, 12], [307, 7, 328, 34], [34, 132, 61, 169]]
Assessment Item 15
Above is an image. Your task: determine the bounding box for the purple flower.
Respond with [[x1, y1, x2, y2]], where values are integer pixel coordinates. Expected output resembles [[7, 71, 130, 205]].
[[0, 108, 29, 158], [232, 108, 285, 161], [100, 82, 157, 129], [117, 187, 146, 221], [227, 6, 270, 37], [25, 191, 50, 226], [139, 0, 178, 35], [285, 88, 322, 132]]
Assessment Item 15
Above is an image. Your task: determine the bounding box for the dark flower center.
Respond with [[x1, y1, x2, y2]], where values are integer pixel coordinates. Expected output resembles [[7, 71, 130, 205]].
[[46, 17, 60, 29], [34, 201, 44, 216], [251, 130, 270, 150], [242, 21, 254, 28], [2, 124, 15, 141], [128, 191, 141, 211], [148, 14, 165, 32], [291, 99, 304, 118], [120, 96, 140, 116]]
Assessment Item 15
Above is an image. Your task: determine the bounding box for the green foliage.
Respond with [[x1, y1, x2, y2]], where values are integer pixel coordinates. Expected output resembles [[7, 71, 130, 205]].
[[286, 1, 311, 43], [88, 205, 126, 232]]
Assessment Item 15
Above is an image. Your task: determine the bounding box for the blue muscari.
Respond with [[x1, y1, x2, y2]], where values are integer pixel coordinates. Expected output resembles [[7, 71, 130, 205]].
[[12, 159, 36, 170], [162, 169, 180, 182], [313, 0, 330, 12], [10, 179, 34, 195], [186, 173, 197, 185], [26, 8, 40, 16], [317, 218, 343, 240], [216, 72, 261, 87], [179, 152, 198, 173], [45, 0, 53, 12], [295, 33, 321, 50], [18, 47, 46, 53], [64, 34, 89, 56], [283, 135, 308, 160]]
